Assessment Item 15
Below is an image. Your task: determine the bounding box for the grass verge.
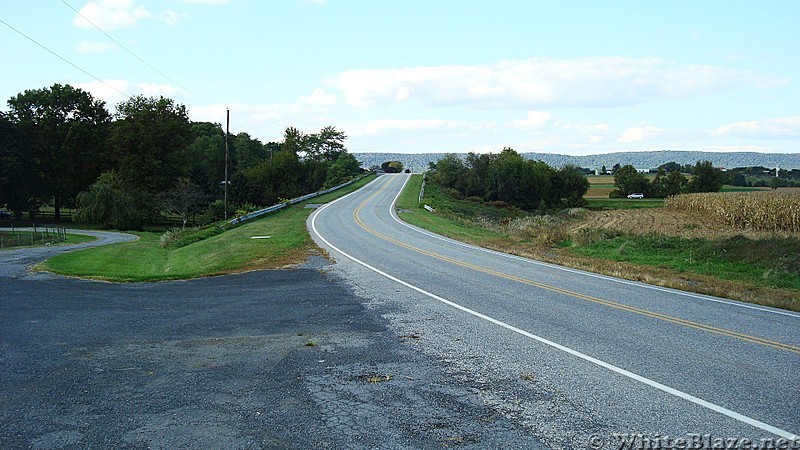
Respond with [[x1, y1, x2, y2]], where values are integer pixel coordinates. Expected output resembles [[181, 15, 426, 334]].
[[38, 175, 376, 282], [585, 198, 664, 210], [397, 175, 799, 311]]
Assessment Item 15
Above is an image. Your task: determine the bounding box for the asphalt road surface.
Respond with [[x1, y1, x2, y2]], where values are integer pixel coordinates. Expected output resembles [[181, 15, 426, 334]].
[[1, 230, 541, 448], [309, 173, 800, 447]]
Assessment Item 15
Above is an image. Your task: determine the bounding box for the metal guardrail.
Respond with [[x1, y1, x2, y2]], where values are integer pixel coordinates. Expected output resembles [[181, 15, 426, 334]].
[[228, 175, 369, 225]]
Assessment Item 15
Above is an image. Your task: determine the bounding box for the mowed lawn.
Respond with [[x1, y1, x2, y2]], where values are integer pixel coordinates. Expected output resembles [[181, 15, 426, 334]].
[[39, 175, 375, 281]]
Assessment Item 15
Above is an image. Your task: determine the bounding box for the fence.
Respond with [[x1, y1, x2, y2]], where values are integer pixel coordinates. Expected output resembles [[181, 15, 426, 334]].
[[0, 224, 69, 249], [229, 175, 371, 225]]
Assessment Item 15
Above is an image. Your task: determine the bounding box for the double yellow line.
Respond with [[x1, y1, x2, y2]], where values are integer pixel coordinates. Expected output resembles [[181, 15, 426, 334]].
[[353, 176, 800, 354]]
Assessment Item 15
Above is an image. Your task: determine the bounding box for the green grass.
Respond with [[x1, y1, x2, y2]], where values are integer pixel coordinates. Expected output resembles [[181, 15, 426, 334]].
[[585, 197, 665, 210], [395, 175, 513, 245], [395, 177, 800, 309], [38, 175, 376, 281], [568, 234, 800, 291], [0, 231, 95, 250]]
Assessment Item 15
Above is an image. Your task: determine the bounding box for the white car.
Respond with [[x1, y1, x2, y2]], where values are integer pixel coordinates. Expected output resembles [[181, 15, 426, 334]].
[[627, 193, 645, 199]]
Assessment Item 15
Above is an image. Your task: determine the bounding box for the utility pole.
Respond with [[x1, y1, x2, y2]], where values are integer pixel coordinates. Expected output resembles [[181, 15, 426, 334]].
[[224, 108, 230, 220]]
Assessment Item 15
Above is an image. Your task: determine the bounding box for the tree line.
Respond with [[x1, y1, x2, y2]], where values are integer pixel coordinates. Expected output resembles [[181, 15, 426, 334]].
[[427, 148, 590, 211], [610, 161, 725, 198], [0, 84, 362, 228]]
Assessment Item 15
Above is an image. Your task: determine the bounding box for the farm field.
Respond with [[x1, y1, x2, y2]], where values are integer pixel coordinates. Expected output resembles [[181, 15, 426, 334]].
[[399, 175, 800, 311]]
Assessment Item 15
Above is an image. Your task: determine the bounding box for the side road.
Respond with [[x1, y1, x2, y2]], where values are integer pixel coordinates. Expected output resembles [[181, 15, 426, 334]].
[[0, 235, 542, 448], [0, 228, 137, 278]]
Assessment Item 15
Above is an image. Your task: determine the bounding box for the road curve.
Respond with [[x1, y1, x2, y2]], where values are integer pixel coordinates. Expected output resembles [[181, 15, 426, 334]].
[[309, 173, 799, 444], [0, 228, 137, 278]]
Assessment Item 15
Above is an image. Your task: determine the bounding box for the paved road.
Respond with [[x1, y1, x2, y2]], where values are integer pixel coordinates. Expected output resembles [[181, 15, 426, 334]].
[[309, 173, 800, 447], [1, 230, 541, 448]]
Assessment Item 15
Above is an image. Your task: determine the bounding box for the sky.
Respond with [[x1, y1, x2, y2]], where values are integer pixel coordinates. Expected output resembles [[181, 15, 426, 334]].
[[1, 0, 799, 155]]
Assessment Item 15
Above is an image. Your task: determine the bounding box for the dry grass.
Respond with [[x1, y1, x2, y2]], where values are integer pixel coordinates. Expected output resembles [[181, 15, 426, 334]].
[[569, 208, 793, 240], [665, 191, 800, 233]]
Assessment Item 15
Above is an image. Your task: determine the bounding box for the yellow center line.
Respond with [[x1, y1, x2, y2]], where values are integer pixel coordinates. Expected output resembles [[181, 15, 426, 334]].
[[351, 176, 800, 355]]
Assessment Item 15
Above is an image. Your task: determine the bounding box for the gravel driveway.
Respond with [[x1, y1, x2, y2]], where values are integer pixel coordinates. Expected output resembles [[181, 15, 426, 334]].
[[0, 234, 542, 448]]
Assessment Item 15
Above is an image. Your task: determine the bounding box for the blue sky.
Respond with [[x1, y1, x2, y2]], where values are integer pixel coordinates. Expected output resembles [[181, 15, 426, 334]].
[[1, 0, 798, 154]]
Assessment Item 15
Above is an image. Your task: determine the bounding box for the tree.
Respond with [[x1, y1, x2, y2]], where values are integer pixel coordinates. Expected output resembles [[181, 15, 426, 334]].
[[428, 154, 467, 192], [75, 170, 143, 229], [658, 161, 682, 173], [686, 161, 724, 193], [232, 132, 265, 171], [0, 113, 37, 218], [185, 122, 225, 199], [465, 152, 493, 198], [306, 126, 347, 162], [551, 165, 589, 208], [324, 152, 361, 188], [6, 84, 111, 220], [381, 161, 404, 173], [110, 96, 193, 213], [611, 165, 650, 197], [729, 172, 747, 187], [653, 170, 687, 197], [157, 177, 205, 229]]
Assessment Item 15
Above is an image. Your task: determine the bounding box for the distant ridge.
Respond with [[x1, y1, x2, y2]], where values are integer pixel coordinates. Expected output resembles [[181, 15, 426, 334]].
[[355, 150, 800, 172]]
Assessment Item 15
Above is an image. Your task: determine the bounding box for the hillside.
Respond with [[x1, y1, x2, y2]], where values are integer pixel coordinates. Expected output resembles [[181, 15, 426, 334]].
[[355, 151, 800, 172]]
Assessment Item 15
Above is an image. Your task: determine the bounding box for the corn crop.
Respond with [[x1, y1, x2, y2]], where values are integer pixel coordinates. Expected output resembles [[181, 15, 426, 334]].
[[665, 191, 800, 233]]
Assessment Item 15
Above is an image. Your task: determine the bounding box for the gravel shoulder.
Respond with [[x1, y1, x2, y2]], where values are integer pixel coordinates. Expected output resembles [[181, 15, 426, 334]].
[[1, 242, 543, 448]]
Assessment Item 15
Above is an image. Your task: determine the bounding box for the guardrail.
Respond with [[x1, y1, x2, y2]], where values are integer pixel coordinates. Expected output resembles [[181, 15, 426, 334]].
[[229, 175, 370, 225]]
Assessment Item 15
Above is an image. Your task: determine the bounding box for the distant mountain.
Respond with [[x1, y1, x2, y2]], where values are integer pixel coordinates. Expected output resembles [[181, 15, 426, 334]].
[[355, 150, 800, 172]]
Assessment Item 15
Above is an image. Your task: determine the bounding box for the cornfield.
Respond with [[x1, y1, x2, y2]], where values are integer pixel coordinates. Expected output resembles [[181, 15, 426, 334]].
[[665, 191, 800, 233]]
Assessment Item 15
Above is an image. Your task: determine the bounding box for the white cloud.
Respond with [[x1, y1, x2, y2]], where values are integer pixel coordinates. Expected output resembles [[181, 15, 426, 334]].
[[354, 119, 465, 137], [73, 0, 152, 31], [76, 40, 115, 54], [301, 88, 337, 105], [715, 116, 800, 139], [617, 126, 668, 143], [617, 124, 712, 144], [335, 57, 783, 109], [74, 80, 179, 107], [513, 111, 552, 129], [179, 0, 231, 4], [73, 1, 182, 30], [159, 10, 181, 26]]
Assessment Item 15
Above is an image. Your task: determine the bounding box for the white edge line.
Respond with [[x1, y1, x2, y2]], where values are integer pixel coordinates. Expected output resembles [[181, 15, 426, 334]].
[[389, 175, 800, 320], [309, 174, 798, 440]]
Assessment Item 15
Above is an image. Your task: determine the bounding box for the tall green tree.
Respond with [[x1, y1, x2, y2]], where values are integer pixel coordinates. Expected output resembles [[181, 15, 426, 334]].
[[611, 165, 650, 197], [76, 170, 142, 229], [686, 160, 724, 193], [324, 152, 361, 188], [550, 164, 589, 208], [306, 126, 347, 162], [232, 131, 265, 171], [0, 113, 37, 218], [185, 122, 225, 198], [6, 84, 111, 220], [428, 154, 467, 192], [653, 169, 687, 197], [110, 95, 192, 211]]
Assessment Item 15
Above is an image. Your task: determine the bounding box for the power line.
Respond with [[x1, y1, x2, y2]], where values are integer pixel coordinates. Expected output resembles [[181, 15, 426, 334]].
[[60, 0, 213, 103], [0, 17, 130, 99]]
